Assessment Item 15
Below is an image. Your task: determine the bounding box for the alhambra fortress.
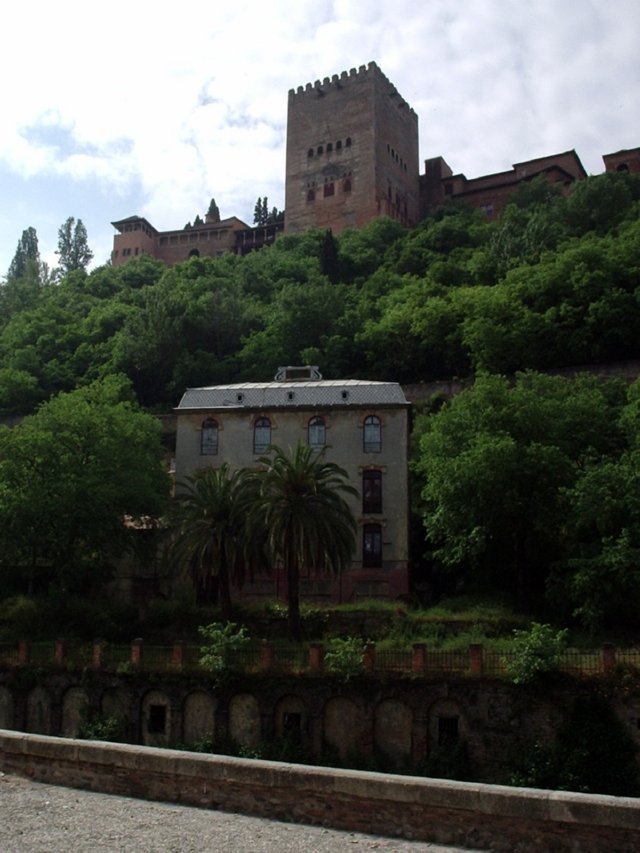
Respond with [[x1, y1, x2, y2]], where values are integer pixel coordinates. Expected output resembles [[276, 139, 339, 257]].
[[111, 61, 640, 267]]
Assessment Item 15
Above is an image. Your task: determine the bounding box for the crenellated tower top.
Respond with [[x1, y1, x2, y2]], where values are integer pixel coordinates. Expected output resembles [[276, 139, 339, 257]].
[[288, 61, 416, 117]]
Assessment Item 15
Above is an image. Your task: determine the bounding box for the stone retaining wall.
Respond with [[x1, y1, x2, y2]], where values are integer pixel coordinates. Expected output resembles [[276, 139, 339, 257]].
[[1, 729, 639, 852]]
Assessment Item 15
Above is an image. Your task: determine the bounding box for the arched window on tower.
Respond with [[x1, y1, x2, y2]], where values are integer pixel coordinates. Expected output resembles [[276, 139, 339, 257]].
[[201, 418, 219, 455]]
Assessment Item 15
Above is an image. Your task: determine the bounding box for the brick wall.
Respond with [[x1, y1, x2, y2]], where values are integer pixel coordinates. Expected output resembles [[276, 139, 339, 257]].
[[1, 730, 639, 852]]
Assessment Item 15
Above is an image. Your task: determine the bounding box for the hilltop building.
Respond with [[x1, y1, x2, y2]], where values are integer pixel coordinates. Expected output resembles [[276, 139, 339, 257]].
[[284, 63, 420, 234], [174, 366, 410, 604], [110, 61, 639, 267], [111, 211, 283, 268], [420, 150, 588, 220]]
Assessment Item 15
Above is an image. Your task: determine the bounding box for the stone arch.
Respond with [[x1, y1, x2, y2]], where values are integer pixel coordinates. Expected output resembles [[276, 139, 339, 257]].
[[374, 698, 412, 767], [0, 686, 14, 729], [141, 689, 171, 747], [182, 691, 217, 747], [61, 687, 89, 738], [228, 692, 261, 751], [323, 696, 366, 761], [26, 686, 51, 735]]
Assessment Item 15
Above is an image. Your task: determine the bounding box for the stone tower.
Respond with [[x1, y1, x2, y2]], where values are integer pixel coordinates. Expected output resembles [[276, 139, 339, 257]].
[[284, 62, 419, 235]]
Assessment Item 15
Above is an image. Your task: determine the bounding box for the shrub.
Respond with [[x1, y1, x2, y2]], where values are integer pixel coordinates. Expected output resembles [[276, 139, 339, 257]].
[[324, 636, 366, 681], [198, 621, 250, 674], [505, 622, 568, 684]]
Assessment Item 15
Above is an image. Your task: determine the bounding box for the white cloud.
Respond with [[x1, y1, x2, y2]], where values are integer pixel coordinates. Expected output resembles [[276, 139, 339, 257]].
[[0, 0, 638, 272]]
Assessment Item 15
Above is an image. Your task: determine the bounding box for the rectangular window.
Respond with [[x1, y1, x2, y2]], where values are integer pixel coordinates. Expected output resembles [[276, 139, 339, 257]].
[[363, 524, 382, 568], [362, 470, 382, 514], [323, 182, 335, 197]]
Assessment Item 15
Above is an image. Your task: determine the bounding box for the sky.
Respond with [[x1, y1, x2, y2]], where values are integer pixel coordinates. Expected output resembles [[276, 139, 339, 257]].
[[0, 0, 638, 276]]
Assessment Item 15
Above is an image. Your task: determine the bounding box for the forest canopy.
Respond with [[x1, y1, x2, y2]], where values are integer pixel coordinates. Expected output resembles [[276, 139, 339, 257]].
[[0, 170, 638, 415]]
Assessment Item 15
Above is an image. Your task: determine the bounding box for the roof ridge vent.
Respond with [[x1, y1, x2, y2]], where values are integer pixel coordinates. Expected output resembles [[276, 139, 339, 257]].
[[274, 365, 323, 382]]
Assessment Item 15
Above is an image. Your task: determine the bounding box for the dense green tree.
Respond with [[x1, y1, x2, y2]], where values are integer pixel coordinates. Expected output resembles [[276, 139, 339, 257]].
[[171, 465, 261, 617], [414, 373, 626, 609], [56, 217, 94, 274], [248, 443, 357, 639], [0, 376, 170, 594]]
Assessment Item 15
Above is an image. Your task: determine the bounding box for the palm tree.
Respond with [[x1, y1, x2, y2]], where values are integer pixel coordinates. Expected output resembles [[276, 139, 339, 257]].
[[171, 465, 260, 618], [250, 442, 357, 640]]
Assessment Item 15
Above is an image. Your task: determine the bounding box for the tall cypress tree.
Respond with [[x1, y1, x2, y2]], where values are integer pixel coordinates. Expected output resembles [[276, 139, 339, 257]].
[[7, 227, 39, 281], [56, 217, 94, 274]]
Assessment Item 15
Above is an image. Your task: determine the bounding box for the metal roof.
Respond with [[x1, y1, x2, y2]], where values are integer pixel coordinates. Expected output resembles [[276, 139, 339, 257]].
[[176, 379, 408, 411]]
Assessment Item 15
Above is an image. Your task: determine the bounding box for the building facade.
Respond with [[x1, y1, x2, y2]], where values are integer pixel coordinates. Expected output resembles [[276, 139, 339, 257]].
[[174, 368, 410, 603], [284, 62, 420, 235], [420, 150, 588, 220], [111, 212, 284, 269]]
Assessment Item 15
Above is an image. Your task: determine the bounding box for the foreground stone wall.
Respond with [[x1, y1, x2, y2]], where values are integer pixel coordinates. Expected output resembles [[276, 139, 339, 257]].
[[1, 730, 639, 852]]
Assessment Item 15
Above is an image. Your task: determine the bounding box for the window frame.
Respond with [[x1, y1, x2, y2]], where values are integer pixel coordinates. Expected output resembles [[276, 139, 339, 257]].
[[362, 523, 383, 568], [362, 469, 382, 514], [253, 417, 271, 454], [308, 415, 326, 449], [200, 417, 219, 455], [363, 415, 381, 453]]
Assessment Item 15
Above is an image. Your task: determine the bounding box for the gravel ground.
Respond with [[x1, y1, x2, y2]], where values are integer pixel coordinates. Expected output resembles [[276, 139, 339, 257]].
[[0, 773, 483, 852]]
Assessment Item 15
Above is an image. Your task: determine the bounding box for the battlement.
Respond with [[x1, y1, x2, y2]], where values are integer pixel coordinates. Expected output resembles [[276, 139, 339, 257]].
[[288, 60, 416, 116]]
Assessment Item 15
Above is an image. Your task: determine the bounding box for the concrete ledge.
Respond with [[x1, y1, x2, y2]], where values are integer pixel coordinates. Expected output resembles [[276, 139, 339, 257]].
[[1, 729, 640, 851]]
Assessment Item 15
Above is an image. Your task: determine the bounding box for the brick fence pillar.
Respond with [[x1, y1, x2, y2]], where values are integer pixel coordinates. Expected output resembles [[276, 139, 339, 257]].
[[92, 641, 106, 670], [131, 638, 143, 667], [54, 639, 67, 666], [308, 643, 325, 674], [17, 640, 29, 666], [171, 641, 185, 668], [363, 643, 376, 673], [260, 640, 274, 671], [602, 643, 616, 675], [469, 644, 484, 676], [412, 644, 427, 676]]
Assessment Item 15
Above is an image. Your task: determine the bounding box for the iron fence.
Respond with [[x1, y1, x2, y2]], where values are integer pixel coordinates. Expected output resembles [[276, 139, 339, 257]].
[[1, 639, 639, 679]]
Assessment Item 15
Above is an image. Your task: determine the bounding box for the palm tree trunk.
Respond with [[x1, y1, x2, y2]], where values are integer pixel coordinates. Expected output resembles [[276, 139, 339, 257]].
[[286, 542, 301, 641], [218, 557, 233, 621]]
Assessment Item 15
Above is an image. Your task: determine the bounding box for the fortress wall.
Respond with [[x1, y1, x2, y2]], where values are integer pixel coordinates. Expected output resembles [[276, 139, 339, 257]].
[[1, 729, 639, 852]]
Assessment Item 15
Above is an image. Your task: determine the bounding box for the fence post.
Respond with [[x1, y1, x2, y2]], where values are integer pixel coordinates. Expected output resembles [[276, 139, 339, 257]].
[[17, 640, 29, 666], [308, 643, 325, 674], [92, 640, 106, 670], [54, 639, 67, 666], [131, 638, 143, 668], [469, 643, 484, 676], [171, 640, 185, 669], [260, 640, 274, 671], [412, 643, 427, 676], [363, 642, 375, 673], [602, 643, 616, 675]]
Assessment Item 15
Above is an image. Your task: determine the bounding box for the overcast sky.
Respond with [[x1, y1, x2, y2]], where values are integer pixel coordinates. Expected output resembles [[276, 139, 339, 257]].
[[1, 0, 638, 276]]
